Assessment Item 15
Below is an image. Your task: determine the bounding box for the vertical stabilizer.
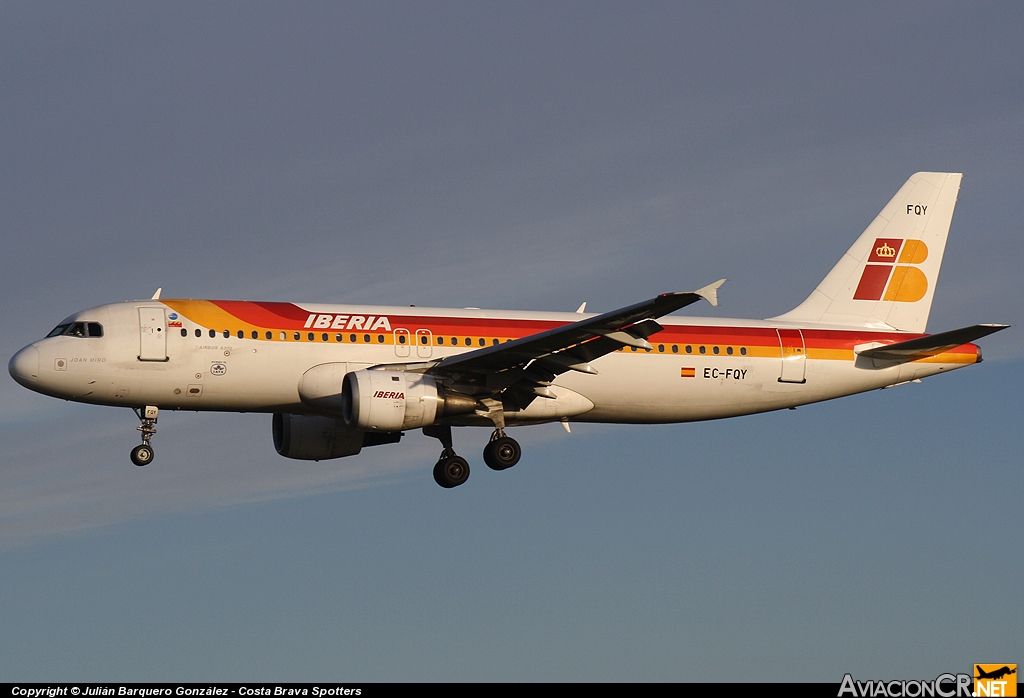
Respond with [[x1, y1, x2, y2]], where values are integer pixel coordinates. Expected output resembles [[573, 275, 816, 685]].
[[770, 172, 961, 333]]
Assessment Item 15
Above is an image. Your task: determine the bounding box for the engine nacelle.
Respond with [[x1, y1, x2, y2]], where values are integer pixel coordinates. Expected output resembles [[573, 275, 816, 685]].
[[341, 369, 477, 431], [272, 413, 401, 461]]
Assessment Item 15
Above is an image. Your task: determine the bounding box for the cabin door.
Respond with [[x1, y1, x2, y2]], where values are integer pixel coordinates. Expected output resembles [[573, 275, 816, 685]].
[[138, 307, 168, 361]]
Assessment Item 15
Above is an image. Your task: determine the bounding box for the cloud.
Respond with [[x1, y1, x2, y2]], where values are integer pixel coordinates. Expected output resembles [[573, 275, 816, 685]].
[[0, 408, 434, 549]]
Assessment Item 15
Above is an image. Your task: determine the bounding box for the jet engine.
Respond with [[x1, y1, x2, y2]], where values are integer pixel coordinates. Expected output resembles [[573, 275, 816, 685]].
[[341, 369, 478, 431], [272, 413, 401, 461]]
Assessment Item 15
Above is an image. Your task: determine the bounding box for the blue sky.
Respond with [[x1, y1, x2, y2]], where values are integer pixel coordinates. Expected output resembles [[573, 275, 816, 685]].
[[1, 2, 1021, 681]]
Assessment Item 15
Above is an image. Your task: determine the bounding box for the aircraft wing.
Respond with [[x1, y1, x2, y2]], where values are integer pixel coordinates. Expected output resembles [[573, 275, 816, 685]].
[[417, 280, 725, 404], [857, 323, 1009, 362]]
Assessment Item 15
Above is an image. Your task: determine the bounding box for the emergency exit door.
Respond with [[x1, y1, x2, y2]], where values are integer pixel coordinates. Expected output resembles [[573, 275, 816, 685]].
[[416, 329, 433, 358]]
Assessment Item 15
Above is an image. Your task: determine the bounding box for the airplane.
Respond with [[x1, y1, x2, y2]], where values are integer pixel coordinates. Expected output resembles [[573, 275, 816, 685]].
[[974, 663, 1015, 679], [975, 666, 1016, 681], [8, 172, 1009, 488]]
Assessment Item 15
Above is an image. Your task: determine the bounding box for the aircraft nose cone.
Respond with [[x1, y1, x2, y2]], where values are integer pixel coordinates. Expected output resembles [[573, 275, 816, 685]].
[[9, 345, 39, 386]]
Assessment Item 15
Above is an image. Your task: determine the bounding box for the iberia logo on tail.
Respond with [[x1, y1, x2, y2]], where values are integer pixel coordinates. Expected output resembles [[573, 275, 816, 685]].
[[853, 237, 930, 302]]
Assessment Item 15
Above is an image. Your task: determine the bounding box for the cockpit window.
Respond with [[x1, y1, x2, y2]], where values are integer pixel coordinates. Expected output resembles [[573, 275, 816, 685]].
[[47, 322, 103, 338]]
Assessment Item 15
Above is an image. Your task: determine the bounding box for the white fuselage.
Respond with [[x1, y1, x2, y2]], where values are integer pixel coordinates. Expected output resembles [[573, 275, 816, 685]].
[[9, 299, 979, 426]]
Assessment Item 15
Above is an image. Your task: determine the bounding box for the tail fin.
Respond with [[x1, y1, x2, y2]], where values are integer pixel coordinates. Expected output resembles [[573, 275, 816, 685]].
[[770, 172, 962, 333]]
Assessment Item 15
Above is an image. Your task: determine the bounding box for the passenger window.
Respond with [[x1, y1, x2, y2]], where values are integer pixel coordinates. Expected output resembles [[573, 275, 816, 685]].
[[438, 337, 445, 345], [672, 345, 678, 353], [713, 346, 720, 355], [223, 330, 230, 338], [658, 344, 664, 353], [350, 334, 357, 343], [451, 337, 457, 345], [307, 333, 314, 341], [398, 334, 406, 344], [209, 329, 216, 338], [237, 330, 244, 339], [335, 334, 342, 342], [465, 338, 471, 346], [699, 346, 706, 354], [478, 338, 485, 346], [363, 334, 370, 343], [279, 332, 286, 341], [266, 331, 273, 340], [422, 335, 429, 345], [740, 347, 747, 356], [196, 329, 202, 338], [727, 346, 733, 355], [181, 329, 187, 337], [322, 333, 328, 342], [685, 345, 692, 354], [293, 332, 300, 341], [252, 331, 259, 339], [378, 335, 385, 343], [492, 339, 499, 346]]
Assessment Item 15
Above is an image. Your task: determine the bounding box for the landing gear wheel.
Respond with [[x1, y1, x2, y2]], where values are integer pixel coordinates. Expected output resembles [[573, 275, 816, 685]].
[[130, 444, 154, 467], [483, 436, 521, 471], [131, 406, 159, 467], [433, 456, 470, 488]]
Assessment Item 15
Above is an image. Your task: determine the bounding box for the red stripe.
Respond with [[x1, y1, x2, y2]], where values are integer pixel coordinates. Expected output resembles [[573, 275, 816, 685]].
[[211, 301, 310, 327], [198, 301, 977, 355]]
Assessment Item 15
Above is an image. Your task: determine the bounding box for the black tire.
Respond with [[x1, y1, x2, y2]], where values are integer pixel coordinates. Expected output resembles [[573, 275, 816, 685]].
[[483, 436, 521, 471], [434, 456, 470, 488], [130, 444, 154, 467], [433, 460, 452, 488]]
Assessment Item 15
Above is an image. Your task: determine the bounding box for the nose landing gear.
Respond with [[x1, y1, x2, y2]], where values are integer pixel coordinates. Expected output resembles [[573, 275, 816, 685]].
[[131, 406, 158, 467]]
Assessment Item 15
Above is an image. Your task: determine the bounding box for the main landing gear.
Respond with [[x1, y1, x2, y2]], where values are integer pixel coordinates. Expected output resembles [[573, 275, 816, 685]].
[[483, 430, 521, 471], [130, 406, 158, 467], [423, 424, 522, 488], [424, 425, 470, 488]]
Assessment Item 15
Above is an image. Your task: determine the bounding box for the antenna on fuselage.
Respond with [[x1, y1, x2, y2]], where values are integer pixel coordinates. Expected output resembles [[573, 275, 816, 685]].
[[151, 288, 162, 300]]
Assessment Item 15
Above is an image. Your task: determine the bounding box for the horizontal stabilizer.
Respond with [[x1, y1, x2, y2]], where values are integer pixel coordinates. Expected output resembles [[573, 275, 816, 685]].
[[857, 324, 1009, 362]]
